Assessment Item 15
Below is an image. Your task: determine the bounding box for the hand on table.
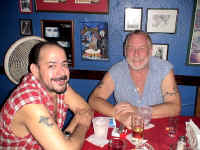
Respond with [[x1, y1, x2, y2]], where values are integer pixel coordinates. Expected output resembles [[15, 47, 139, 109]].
[[114, 102, 137, 129], [74, 108, 94, 128]]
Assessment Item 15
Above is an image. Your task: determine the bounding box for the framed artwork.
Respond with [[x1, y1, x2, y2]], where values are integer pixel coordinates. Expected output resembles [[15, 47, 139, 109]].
[[80, 22, 108, 61], [35, 0, 108, 14], [152, 44, 168, 60], [41, 20, 74, 67], [19, 0, 33, 13], [187, 0, 200, 65], [124, 8, 142, 31], [146, 8, 178, 33], [20, 19, 32, 36]]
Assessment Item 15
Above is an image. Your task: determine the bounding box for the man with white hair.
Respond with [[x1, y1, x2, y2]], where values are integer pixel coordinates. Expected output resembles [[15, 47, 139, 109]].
[[89, 30, 181, 129]]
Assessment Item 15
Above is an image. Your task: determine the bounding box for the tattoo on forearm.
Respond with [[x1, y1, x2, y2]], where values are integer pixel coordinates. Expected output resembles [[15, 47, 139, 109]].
[[39, 116, 54, 127], [163, 86, 178, 98]]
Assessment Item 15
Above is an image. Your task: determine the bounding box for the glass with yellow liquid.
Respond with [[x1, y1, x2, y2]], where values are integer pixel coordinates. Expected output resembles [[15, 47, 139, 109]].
[[131, 113, 144, 139]]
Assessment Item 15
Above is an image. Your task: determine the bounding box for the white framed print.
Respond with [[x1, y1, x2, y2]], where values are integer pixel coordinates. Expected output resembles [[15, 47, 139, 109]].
[[152, 44, 169, 60], [124, 8, 142, 31], [146, 8, 178, 33]]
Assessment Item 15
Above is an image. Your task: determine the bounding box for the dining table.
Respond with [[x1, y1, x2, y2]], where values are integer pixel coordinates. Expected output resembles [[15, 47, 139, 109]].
[[81, 112, 200, 150]]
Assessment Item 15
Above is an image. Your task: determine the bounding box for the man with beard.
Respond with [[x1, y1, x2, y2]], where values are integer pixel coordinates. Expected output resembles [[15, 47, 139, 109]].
[[89, 30, 181, 129], [0, 42, 93, 150]]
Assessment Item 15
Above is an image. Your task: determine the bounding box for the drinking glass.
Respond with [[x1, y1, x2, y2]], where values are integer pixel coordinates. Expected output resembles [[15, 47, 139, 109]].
[[92, 117, 109, 139], [137, 106, 152, 127], [131, 113, 144, 139], [131, 113, 145, 149]]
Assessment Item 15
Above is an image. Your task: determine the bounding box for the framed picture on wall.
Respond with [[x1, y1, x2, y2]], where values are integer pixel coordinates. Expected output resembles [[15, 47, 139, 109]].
[[19, 0, 33, 13], [35, 0, 108, 14], [186, 0, 200, 65], [40, 20, 74, 67], [146, 8, 178, 33], [20, 19, 32, 36], [80, 22, 108, 61], [124, 8, 142, 31], [152, 44, 168, 60]]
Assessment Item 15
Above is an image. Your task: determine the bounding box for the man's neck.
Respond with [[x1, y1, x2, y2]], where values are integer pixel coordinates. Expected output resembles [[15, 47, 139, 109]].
[[130, 65, 149, 76]]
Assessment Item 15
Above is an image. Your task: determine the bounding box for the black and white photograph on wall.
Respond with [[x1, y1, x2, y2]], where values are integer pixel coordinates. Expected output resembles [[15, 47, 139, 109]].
[[40, 20, 74, 67], [80, 22, 108, 61], [152, 44, 168, 60], [187, 0, 200, 65], [20, 19, 32, 36], [146, 8, 178, 33], [19, 0, 33, 13], [124, 8, 142, 31]]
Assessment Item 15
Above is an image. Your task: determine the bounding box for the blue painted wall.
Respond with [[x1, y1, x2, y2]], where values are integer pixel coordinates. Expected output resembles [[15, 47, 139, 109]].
[[0, 0, 199, 116]]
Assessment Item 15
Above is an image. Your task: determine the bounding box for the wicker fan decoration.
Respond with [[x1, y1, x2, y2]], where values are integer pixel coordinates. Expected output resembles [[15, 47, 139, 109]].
[[4, 36, 46, 84]]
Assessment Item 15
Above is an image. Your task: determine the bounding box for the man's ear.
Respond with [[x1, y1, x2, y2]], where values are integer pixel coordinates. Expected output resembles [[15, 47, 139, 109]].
[[30, 64, 39, 78]]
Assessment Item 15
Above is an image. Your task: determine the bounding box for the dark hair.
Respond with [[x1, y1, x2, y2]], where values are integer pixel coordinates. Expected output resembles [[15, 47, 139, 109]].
[[28, 41, 64, 71]]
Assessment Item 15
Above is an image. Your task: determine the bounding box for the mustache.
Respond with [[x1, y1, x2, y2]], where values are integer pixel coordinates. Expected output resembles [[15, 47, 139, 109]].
[[52, 75, 68, 82]]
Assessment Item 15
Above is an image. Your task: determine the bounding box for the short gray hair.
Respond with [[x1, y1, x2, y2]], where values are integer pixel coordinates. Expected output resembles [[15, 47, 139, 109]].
[[124, 30, 152, 49]]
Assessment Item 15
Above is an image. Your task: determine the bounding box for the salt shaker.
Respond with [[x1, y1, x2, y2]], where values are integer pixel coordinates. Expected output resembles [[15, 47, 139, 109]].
[[176, 136, 186, 150]]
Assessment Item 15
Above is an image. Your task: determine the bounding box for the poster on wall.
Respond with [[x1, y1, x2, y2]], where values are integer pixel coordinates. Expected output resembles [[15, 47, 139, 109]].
[[19, 0, 33, 13], [124, 8, 142, 31], [35, 0, 108, 14], [152, 44, 168, 60], [19, 19, 32, 36], [146, 8, 178, 33], [80, 22, 108, 61], [187, 0, 200, 65], [40, 20, 74, 67]]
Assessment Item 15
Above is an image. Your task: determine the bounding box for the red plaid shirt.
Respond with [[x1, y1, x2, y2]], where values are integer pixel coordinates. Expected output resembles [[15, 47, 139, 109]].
[[0, 73, 68, 149]]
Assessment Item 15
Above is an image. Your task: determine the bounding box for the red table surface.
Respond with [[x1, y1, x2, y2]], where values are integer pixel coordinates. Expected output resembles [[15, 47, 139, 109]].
[[82, 113, 200, 150]]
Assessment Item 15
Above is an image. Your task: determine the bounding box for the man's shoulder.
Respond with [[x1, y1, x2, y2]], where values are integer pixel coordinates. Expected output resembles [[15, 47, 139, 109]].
[[108, 59, 128, 81], [109, 59, 127, 71], [150, 56, 173, 68], [150, 56, 173, 79], [10, 76, 45, 105]]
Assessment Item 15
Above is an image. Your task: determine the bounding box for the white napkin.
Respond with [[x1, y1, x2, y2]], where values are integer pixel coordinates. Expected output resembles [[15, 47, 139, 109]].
[[111, 127, 120, 137], [126, 133, 148, 146], [86, 134, 109, 147], [144, 123, 155, 130], [186, 119, 200, 150]]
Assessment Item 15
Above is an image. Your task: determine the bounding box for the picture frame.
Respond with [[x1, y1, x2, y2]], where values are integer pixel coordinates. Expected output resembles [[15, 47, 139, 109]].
[[186, 0, 200, 65], [80, 22, 108, 61], [35, 0, 108, 14], [20, 19, 32, 36], [40, 20, 74, 67], [152, 44, 168, 60], [124, 8, 142, 31], [146, 8, 178, 33], [19, 0, 33, 13]]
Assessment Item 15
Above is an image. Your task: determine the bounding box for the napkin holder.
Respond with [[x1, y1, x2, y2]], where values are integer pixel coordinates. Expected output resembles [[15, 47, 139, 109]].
[[185, 119, 200, 150]]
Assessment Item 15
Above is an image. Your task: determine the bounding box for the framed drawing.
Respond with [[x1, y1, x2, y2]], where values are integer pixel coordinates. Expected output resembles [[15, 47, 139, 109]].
[[152, 44, 168, 60], [187, 0, 200, 65], [41, 20, 74, 67], [20, 19, 32, 36], [80, 22, 108, 61], [124, 8, 142, 31], [146, 8, 178, 33], [19, 0, 33, 13], [35, 0, 108, 14]]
